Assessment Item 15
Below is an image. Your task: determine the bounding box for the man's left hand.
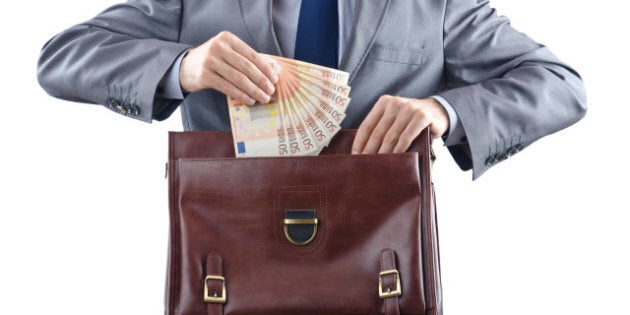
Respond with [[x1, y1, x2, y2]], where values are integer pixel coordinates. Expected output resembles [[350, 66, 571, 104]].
[[352, 96, 450, 154]]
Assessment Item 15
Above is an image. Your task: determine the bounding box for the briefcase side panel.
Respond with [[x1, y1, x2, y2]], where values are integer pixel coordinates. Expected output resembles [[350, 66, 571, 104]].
[[165, 132, 180, 315], [420, 164, 439, 315], [428, 182, 442, 315]]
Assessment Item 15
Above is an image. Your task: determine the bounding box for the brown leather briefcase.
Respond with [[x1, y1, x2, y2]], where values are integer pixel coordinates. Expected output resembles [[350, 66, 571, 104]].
[[165, 129, 442, 315]]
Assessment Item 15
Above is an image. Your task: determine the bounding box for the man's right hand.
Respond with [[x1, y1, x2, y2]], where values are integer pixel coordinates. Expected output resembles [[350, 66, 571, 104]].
[[179, 31, 278, 105]]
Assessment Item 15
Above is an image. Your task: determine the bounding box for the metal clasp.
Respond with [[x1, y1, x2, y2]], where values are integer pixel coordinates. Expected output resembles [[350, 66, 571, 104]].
[[283, 210, 318, 246], [283, 218, 318, 225], [378, 269, 402, 299], [204, 275, 227, 304]]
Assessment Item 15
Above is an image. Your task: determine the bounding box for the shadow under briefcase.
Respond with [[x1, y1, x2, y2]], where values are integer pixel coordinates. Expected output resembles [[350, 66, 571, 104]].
[[165, 129, 442, 315]]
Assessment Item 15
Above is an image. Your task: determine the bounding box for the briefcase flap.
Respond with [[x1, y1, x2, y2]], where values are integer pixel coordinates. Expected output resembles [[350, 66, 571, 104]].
[[168, 129, 432, 160]]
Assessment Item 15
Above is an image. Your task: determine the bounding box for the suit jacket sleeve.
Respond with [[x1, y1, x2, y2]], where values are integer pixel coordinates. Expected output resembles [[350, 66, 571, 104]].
[[436, 0, 587, 179], [37, 0, 191, 123]]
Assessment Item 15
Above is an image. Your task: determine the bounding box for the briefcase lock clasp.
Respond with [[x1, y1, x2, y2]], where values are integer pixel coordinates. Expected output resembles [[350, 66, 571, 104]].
[[379, 269, 402, 299], [204, 275, 227, 304], [283, 210, 318, 246]]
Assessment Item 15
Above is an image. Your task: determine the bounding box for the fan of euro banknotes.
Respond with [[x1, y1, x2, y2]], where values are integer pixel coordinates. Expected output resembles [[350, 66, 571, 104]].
[[228, 54, 351, 157]]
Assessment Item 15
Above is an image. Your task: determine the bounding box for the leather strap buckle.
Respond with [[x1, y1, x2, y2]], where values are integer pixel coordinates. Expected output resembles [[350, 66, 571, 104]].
[[379, 269, 402, 299], [204, 275, 227, 304]]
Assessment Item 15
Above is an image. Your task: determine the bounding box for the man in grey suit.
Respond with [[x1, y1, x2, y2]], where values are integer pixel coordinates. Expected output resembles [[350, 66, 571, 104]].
[[37, 0, 586, 179]]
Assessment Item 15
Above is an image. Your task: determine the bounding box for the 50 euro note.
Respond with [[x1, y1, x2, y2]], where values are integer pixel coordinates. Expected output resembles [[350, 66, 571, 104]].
[[228, 54, 352, 157], [272, 55, 350, 85], [228, 97, 289, 157], [274, 56, 349, 148]]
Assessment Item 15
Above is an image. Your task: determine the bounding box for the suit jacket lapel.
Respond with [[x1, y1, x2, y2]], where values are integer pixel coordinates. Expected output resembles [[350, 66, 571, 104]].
[[339, 0, 392, 84], [238, 0, 391, 80], [237, 0, 283, 56]]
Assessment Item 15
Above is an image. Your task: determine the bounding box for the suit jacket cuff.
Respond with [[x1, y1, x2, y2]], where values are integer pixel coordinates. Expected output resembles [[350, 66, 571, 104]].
[[437, 87, 494, 180], [142, 42, 191, 122]]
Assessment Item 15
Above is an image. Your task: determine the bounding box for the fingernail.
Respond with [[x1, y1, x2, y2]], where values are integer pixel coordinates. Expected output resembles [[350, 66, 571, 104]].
[[351, 149, 359, 154], [270, 62, 282, 80], [261, 94, 271, 104], [247, 98, 256, 106], [266, 82, 275, 94]]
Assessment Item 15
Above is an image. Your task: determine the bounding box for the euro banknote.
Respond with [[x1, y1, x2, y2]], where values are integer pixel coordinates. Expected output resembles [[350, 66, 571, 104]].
[[228, 55, 351, 157]]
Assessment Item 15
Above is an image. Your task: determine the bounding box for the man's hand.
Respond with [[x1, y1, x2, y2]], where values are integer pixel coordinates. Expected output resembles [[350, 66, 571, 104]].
[[352, 96, 450, 154], [179, 31, 278, 105]]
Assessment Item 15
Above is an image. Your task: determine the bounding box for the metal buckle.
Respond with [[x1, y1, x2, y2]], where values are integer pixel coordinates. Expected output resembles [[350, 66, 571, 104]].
[[378, 269, 402, 299], [204, 275, 227, 304]]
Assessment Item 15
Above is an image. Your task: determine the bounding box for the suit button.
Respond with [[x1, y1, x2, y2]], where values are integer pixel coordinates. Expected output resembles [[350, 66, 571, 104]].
[[107, 98, 119, 110], [497, 153, 508, 161], [130, 105, 140, 116], [514, 144, 523, 152], [116, 104, 127, 114], [506, 147, 518, 156], [485, 156, 496, 166]]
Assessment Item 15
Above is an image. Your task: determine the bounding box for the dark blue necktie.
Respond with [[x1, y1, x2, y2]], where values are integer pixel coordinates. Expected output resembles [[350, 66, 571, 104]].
[[294, 0, 339, 69]]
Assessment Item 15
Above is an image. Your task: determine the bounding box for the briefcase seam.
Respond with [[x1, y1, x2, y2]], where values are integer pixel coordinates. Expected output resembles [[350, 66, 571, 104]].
[[178, 153, 421, 163]]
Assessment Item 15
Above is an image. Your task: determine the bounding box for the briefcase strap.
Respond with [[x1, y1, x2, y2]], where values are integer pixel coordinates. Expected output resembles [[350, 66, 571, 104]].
[[379, 249, 401, 315], [204, 252, 225, 315]]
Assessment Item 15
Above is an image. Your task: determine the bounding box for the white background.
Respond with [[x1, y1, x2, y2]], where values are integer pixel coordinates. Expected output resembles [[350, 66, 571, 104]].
[[1, 1, 628, 314]]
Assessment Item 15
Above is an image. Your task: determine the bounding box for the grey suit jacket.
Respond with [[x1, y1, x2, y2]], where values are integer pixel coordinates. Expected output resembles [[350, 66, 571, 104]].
[[37, 0, 587, 179]]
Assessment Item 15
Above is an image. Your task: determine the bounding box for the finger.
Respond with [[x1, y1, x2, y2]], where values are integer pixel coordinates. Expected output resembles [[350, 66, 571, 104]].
[[226, 35, 279, 84], [223, 49, 276, 96], [361, 109, 398, 154], [213, 61, 271, 104], [377, 105, 414, 153], [352, 97, 387, 154], [250, 52, 280, 85], [392, 110, 431, 153], [206, 71, 255, 105]]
